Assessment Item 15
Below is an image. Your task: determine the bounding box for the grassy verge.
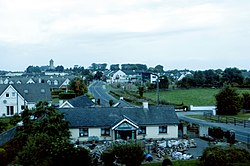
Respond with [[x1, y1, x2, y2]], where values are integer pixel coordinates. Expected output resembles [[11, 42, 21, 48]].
[[141, 159, 200, 166]]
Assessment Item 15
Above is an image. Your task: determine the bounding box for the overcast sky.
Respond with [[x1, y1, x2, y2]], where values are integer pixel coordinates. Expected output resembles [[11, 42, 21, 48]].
[[0, 0, 249, 71]]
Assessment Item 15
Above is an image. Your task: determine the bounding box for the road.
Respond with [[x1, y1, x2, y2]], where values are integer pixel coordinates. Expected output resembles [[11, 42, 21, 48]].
[[89, 81, 250, 144], [88, 80, 135, 107], [177, 111, 250, 144]]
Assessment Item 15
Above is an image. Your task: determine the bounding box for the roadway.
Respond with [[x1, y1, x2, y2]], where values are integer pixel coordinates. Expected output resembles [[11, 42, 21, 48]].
[[177, 111, 250, 144], [89, 81, 250, 144], [88, 80, 135, 107]]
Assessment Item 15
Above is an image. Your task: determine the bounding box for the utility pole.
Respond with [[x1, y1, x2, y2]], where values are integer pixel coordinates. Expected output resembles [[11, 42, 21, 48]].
[[151, 73, 160, 106], [156, 75, 159, 106]]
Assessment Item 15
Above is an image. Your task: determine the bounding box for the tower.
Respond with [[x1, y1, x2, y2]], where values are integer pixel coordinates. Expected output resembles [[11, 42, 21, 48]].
[[49, 59, 55, 69]]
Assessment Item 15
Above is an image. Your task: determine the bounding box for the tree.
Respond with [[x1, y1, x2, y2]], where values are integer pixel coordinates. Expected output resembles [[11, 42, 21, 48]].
[[159, 76, 169, 89], [242, 92, 250, 110], [94, 71, 103, 80], [177, 76, 194, 88], [155, 65, 164, 73], [222, 67, 244, 86], [110, 64, 120, 71], [55, 65, 64, 72], [69, 77, 88, 96], [14, 101, 92, 166], [215, 85, 242, 115], [26, 65, 41, 73], [109, 100, 114, 107], [138, 86, 144, 98], [193, 70, 205, 87]]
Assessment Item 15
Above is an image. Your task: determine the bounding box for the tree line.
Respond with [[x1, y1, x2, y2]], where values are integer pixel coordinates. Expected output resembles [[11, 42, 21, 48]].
[[177, 67, 250, 88]]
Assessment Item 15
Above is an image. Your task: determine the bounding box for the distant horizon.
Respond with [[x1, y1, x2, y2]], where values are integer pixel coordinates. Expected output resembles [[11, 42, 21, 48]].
[[1, 60, 249, 72]]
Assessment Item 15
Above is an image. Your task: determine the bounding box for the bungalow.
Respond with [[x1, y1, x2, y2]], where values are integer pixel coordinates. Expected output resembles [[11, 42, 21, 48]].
[[59, 103, 179, 142], [0, 83, 52, 117], [59, 95, 95, 108]]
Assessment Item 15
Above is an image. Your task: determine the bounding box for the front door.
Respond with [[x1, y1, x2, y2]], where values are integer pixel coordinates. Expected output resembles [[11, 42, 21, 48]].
[[115, 130, 136, 140]]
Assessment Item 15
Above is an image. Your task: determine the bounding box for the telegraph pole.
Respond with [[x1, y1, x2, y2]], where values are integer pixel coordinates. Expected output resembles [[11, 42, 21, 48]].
[[151, 73, 160, 106]]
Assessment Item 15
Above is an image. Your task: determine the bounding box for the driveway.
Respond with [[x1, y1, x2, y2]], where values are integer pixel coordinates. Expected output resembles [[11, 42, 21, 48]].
[[177, 111, 250, 144]]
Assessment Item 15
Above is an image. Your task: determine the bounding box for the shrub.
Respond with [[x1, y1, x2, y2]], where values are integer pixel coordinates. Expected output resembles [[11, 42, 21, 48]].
[[102, 142, 145, 166], [200, 146, 250, 166]]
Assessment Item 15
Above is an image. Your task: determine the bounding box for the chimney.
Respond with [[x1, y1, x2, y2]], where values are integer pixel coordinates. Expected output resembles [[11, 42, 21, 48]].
[[143, 101, 149, 109]]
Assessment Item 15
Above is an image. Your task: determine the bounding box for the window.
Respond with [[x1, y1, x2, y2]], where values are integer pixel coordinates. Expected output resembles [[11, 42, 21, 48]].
[[6, 93, 9, 97], [6, 106, 14, 115], [12, 92, 16, 96], [79, 128, 88, 137], [101, 128, 110, 136], [159, 126, 168, 134], [21, 105, 28, 110], [138, 126, 146, 135]]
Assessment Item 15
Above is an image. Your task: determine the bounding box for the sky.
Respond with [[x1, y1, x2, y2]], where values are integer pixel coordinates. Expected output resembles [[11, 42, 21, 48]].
[[0, 0, 249, 71]]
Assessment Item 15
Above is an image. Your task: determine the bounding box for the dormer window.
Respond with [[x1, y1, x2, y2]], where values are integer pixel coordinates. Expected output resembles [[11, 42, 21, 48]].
[[6, 93, 9, 97]]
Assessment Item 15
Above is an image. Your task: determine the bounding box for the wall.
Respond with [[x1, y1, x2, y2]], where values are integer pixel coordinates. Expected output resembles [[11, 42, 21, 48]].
[[144, 125, 178, 139]]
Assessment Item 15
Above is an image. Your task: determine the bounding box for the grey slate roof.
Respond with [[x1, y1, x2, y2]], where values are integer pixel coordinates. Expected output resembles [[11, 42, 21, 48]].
[[68, 95, 95, 107], [59, 106, 179, 128], [0, 83, 52, 102]]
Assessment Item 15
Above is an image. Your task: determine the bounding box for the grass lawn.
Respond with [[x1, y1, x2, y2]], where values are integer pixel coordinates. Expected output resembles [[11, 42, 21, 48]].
[[144, 88, 219, 106], [141, 159, 200, 166], [144, 88, 250, 106]]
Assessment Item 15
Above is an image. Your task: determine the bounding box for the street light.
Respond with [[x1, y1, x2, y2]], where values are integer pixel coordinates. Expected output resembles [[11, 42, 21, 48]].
[[151, 73, 159, 106]]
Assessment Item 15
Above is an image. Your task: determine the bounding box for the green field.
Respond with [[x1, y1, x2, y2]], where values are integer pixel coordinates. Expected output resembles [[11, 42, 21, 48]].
[[144, 88, 250, 106]]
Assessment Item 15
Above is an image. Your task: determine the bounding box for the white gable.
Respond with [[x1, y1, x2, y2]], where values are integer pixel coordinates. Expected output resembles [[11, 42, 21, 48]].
[[26, 78, 35, 84], [112, 118, 139, 130], [59, 101, 74, 108]]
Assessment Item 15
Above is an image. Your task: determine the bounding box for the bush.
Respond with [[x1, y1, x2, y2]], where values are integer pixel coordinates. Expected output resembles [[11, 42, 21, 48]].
[[200, 146, 250, 166], [102, 142, 145, 166]]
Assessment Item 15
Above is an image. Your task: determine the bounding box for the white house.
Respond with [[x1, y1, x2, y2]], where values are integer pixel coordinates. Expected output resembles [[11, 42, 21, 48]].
[[59, 104, 179, 142], [0, 84, 52, 117], [111, 70, 128, 83]]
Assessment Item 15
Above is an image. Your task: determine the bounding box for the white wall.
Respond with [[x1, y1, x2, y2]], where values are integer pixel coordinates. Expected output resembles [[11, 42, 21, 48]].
[[0, 86, 37, 117], [69, 128, 113, 142], [69, 125, 178, 143], [0, 86, 24, 116], [145, 125, 178, 139], [190, 105, 216, 111]]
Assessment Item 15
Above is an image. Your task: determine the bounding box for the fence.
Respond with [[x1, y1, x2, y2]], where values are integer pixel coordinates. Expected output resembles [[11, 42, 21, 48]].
[[203, 112, 250, 128]]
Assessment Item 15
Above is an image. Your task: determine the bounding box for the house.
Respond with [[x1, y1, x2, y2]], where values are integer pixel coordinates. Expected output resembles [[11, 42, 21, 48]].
[[0, 83, 52, 117], [59, 103, 179, 142], [59, 95, 95, 108], [111, 70, 128, 83], [110, 70, 144, 83]]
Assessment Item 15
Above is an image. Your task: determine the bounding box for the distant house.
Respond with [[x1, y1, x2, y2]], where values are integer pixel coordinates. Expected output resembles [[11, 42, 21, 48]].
[[0, 84, 52, 117], [59, 95, 95, 108], [177, 71, 193, 81], [111, 70, 128, 83], [59, 103, 179, 142], [110, 70, 143, 83], [0, 75, 74, 91]]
